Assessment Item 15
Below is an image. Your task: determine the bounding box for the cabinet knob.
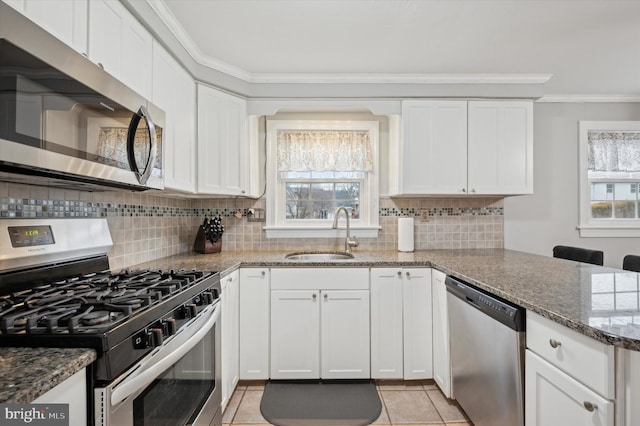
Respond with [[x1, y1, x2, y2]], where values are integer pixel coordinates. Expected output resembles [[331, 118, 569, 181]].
[[261, 270, 266, 276], [549, 339, 561, 349], [324, 293, 328, 300], [471, 188, 476, 193], [397, 271, 402, 277], [312, 293, 317, 300], [97, 62, 104, 70], [583, 401, 597, 412], [406, 271, 411, 278], [241, 190, 246, 194], [462, 188, 466, 193]]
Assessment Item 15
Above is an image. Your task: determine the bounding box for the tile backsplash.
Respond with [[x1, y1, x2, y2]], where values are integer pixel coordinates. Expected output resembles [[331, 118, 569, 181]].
[[1, 182, 503, 270]]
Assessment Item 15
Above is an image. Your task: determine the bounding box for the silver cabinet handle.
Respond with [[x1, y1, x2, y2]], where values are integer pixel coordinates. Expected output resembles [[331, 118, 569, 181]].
[[583, 401, 597, 412], [549, 339, 561, 349], [261, 271, 266, 276], [406, 271, 411, 278], [312, 293, 317, 300], [324, 294, 328, 300], [462, 188, 466, 193], [471, 188, 476, 193], [397, 271, 402, 277]]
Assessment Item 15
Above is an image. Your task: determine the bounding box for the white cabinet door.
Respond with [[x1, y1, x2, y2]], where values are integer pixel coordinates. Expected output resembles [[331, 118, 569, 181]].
[[431, 269, 451, 397], [321, 290, 370, 379], [239, 268, 270, 380], [397, 101, 467, 195], [221, 269, 240, 409], [468, 101, 533, 195], [526, 350, 614, 426], [370, 268, 404, 379], [7, 0, 88, 54], [152, 41, 196, 192], [88, 0, 152, 99], [197, 84, 248, 196], [403, 268, 433, 380], [270, 290, 320, 379]]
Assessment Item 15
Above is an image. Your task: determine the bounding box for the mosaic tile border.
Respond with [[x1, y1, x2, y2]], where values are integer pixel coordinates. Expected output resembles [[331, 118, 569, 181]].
[[379, 207, 503, 217], [0, 198, 504, 219]]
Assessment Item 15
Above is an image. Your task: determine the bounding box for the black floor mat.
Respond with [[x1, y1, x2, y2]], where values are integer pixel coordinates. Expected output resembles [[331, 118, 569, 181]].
[[260, 380, 382, 426]]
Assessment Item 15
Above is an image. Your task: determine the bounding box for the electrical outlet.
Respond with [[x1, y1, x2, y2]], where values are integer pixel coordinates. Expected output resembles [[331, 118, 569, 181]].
[[420, 209, 430, 222], [248, 208, 266, 222]]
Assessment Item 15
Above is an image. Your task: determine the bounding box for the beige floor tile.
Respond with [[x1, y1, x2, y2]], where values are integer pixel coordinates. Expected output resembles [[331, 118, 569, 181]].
[[223, 388, 245, 423], [426, 390, 468, 423], [372, 391, 391, 424], [444, 422, 471, 425], [233, 390, 269, 424], [422, 383, 439, 391], [245, 384, 265, 391], [377, 383, 425, 391], [381, 390, 443, 424]]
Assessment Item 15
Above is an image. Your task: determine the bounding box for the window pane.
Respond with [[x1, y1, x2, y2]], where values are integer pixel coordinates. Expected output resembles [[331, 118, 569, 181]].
[[615, 183, 637, 201], [312, 202, 334, 219], [615, 201, 637, 218], [591, 201, 613, 218], [591, 183, 613, 201], [285, 183, 311, 219]]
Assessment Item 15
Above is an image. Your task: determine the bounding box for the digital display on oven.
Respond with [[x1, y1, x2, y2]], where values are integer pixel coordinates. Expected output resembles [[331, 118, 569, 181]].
[[8, 225, 55, 247]]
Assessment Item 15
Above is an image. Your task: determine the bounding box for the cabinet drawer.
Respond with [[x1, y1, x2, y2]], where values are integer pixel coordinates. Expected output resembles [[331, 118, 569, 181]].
[[271, 268, 369, 290], [527, 311, 614, 398]]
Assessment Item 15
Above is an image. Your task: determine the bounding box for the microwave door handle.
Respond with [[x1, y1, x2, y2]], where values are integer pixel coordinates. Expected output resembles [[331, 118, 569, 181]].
[[126, 105, 157, 185], [110, 304, 220, 407]]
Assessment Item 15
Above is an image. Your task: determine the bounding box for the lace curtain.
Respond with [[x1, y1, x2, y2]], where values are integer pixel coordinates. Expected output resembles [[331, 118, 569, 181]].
[[277, 130, 373, 172], [588, 131, 640, 172]]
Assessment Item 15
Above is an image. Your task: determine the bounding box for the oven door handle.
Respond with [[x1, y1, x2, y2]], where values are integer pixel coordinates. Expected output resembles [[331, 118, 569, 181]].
[[110, 304, 220, 407]]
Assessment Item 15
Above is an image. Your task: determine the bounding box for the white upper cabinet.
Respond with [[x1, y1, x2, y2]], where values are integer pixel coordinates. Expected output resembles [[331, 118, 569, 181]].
[[197, 84, 250, 196], [152, 41, 196, 192], [468, 101, 533, 195], [392, 100, 533, 196], [88, 0, 152, 99], [4, 0, 88, 54], [396, 100, 468, 195]]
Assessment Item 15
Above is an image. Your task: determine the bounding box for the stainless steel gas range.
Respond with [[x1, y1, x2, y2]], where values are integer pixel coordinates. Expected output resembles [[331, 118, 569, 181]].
[[0, 219, 222, 426]]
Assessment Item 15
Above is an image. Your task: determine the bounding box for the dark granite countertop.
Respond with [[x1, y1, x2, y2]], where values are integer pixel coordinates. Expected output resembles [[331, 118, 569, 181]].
[[0, 347, 96, 403], [134, 248, 640, 351]]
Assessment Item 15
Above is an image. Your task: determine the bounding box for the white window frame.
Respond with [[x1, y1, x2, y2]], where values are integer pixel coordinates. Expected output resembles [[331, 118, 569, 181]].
[[578, 121, 640, 237], [264, 120, 380, 239]]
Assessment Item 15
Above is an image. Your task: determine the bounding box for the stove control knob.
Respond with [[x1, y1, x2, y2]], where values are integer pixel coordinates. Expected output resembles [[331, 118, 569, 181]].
[[186, 303, 197, 318], [192, 293, 203, 306], [148, 328, 164, 347], [212, 288, 221, 299], [162, 318, 177, 336], [203, 291, 214, 305]]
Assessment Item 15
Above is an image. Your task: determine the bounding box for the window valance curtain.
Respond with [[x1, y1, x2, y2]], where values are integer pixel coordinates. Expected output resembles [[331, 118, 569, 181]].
[[277, 130, 373, 172], [588, 131, 640, 172]]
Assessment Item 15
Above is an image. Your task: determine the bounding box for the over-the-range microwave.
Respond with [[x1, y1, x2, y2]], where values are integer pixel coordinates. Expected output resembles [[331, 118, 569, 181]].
[[0, 2, 164, 191]]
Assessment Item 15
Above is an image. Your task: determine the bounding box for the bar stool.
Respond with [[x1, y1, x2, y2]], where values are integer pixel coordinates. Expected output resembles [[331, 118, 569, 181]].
[[623, 255, 640, 272], [552, 245, 603, 266]]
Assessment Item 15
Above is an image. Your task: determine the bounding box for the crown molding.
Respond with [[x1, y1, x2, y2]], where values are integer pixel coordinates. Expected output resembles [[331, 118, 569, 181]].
[[146, 0, 252, 81], [537, 94, 640, 103], [247, 73, 553, 85]]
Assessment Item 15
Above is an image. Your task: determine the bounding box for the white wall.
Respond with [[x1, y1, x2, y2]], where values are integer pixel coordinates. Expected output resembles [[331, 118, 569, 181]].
[[504, 102, 640, 268]]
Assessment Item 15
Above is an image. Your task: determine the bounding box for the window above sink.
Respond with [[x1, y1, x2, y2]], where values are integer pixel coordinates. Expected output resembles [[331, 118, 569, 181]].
[[264, 119, 380, 239]]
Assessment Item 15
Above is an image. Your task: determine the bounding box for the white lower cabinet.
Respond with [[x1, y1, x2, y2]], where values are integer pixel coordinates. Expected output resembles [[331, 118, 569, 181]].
[[526, 311, 615, 426], [526, 350, 614, 426], [221, 269, 240, 409], [239, 268, 270, 380], [33, 368, 87, 425], [370, 268, 404, 379], [402, 268, 433, 380], [269, 268, 370, 379], [431, 269, 451, 397]]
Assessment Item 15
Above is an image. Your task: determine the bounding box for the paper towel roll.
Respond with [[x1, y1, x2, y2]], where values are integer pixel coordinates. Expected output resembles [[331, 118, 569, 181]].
[[398, 217, 414, 252]]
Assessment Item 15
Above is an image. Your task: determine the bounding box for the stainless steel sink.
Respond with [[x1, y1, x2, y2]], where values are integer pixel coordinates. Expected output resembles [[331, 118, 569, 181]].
[[284, 251, 355, 261]]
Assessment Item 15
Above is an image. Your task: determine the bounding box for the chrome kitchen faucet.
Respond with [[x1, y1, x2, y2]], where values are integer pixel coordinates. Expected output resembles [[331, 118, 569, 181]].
[[332, 206, 359, 254]]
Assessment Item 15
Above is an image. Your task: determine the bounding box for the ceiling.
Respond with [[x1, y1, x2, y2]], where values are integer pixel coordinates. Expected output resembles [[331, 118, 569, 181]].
[[153, 0, 640, 97]]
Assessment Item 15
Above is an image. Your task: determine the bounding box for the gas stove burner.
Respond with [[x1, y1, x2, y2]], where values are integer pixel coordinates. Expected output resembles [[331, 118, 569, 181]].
[[81, 311, 112, 326]]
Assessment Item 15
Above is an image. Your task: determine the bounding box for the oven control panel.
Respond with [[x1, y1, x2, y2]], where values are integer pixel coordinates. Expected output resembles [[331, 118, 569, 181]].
[[8, 225, 54, 247]]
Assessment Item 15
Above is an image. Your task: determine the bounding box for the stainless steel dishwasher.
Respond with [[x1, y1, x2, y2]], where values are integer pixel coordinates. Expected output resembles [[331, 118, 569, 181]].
[[445, 276, 526, 426]]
